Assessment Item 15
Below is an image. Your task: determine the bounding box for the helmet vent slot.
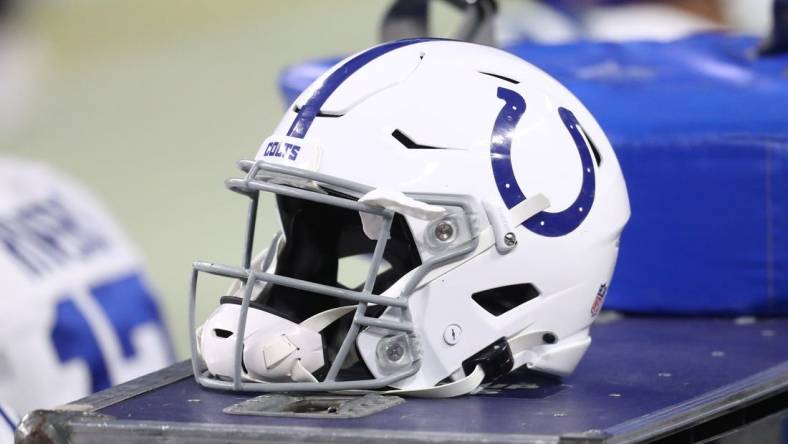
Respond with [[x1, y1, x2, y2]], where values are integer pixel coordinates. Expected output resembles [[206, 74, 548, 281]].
[[479, 71, 520, 85], [391, 129, 452, 150], [472, 283, 540, 316], [292, 105, 344, 118], [578, 124, 602, 167], [213, 329, 234, 338]]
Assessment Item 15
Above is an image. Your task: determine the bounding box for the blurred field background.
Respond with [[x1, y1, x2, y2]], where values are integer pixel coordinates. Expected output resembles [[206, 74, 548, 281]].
[[0, 0, 468, 357]]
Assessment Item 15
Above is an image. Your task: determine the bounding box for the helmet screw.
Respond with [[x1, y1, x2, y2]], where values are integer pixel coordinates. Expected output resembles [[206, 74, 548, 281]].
[[443, 324, 462, 345], [386, 342, 405, 362], [504, 232, 517, 246], [434, 221, 455, 242]]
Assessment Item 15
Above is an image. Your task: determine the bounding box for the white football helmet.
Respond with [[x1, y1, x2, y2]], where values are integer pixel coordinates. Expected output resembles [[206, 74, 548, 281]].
[[190, 39, 630, 397]]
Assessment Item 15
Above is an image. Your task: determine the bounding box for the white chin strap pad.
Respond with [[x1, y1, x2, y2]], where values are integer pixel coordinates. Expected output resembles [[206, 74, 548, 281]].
[[243, 322, 324, 383], [199, 303, 324, 382], [199, 303, 357, 383]]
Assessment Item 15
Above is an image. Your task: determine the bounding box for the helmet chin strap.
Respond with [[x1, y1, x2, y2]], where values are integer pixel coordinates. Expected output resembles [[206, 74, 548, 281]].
[[381, 325, 557, 398], [241, 308, 554, 397], [382, 365, 486, 398], [484, 193, 551, 254], [300, 304, 358, 332]]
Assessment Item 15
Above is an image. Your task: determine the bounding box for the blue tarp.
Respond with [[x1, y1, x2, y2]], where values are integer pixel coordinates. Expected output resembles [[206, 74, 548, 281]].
[[278, 34, 788, 315]]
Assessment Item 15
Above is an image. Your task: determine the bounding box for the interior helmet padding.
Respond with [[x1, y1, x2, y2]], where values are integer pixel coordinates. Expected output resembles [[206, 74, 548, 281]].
[[255, 194, 422, 322]]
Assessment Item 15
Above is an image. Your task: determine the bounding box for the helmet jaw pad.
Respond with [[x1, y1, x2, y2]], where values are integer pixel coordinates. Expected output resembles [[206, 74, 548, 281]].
[[199, 301, 356, 383]]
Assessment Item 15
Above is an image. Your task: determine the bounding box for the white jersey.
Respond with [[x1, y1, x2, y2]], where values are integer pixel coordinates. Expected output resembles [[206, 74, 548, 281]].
[[0, 401, 16, 444], [0, 157, 173, 417]]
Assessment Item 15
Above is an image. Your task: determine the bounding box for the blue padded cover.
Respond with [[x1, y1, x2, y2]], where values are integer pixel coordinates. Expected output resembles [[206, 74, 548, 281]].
[[278, 34, 788, 315]]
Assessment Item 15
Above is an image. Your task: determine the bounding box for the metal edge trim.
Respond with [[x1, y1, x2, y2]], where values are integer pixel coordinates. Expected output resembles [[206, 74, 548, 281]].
[[595, 360, 788, 444], [67, 420, 559, 444], [61, 360, 193, 412]]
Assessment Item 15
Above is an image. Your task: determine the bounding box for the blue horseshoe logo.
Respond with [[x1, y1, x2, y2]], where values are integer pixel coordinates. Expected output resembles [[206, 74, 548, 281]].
[[490, 87, 596, 237]]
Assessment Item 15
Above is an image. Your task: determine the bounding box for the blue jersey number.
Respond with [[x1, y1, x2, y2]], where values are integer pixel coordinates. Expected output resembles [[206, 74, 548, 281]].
[[50, 272, 170, 393]]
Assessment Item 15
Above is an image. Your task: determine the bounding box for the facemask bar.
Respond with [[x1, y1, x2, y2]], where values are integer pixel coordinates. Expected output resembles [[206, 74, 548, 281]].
[[189, 160, 482, 393]]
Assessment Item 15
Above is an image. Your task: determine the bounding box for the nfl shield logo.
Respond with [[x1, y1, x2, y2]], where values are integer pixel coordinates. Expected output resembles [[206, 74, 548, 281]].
[[591, 283, 608, 316]]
